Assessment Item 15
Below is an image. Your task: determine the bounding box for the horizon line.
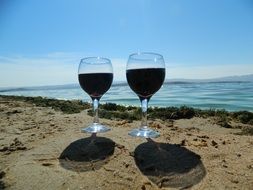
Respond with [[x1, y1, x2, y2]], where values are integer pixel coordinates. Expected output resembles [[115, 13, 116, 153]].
[[0, 73, 252, 89]]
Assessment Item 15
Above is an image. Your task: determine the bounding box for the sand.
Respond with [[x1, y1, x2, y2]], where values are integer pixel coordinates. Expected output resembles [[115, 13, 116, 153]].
[[0, 97, 253, 190]]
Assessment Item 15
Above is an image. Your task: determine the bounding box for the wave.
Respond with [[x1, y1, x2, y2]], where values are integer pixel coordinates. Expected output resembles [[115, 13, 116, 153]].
[[0, 84, 80, 93], [0, 81, 251, 93], [164, 81, 251, 84]]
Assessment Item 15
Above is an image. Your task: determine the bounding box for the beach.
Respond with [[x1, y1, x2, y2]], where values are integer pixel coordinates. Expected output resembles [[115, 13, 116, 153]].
[[0, 95, 253, 190]]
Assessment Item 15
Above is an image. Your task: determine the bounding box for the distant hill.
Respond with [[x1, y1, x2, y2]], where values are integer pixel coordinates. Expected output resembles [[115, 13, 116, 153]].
[[1, 74, 253, 92], [166, 74, 253, 83]]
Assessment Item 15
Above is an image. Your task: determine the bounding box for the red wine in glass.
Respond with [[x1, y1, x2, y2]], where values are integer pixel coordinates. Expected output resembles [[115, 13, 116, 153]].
[[79, 73, 113, 100], [126, 53, 166, 138], [126, 68, 165, 101], [78, 57, 113, 134]]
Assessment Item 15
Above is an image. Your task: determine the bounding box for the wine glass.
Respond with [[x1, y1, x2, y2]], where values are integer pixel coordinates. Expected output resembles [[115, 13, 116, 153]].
[[78, 57, 113, 134], [126, 52, 165, 138]]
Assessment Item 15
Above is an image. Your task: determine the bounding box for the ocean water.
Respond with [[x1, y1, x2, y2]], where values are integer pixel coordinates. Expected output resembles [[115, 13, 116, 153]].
[[0, 82, 253, 112]]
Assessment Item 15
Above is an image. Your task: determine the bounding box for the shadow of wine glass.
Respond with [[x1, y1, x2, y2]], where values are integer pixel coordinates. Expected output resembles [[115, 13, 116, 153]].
[[59, 136, 115, 172], [134, 139, 206, 188]]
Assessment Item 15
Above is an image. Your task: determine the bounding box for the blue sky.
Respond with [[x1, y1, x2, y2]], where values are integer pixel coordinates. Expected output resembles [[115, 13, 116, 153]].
[[0, 0, 253, 87]]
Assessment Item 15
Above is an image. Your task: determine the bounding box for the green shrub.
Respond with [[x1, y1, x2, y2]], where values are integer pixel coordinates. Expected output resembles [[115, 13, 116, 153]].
[[0, 95, 90, 114], [232, 111, 253, 124]]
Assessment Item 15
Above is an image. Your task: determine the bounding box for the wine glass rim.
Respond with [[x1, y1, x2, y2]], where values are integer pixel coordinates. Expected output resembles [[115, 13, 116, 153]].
[[129, 52, 164, 61], [80, 57, 111, 64]]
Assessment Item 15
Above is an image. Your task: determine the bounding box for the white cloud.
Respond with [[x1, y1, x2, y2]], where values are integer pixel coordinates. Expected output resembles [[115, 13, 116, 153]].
[[0, 53, 79, 87], [166, 63, 253, 79], [0, 53, 252, 87], [0, 53, 128, 87]]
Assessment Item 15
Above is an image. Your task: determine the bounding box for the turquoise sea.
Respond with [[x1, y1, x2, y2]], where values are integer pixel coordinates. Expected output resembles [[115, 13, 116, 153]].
[[1, 82, 253, 112]]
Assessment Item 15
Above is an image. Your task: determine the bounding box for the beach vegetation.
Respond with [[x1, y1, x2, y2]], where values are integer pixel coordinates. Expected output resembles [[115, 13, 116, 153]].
[[232, 111, 253, 124], [0, 95, 252, 134], [0, 95, 90, 114]]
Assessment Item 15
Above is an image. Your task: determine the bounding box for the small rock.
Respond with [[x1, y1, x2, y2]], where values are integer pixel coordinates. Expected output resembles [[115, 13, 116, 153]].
[[211, 140, 218, 148], [125, 176, 133, 181], [236, 153, 241, 157], [14, 138, 22, 146], [115, 144, 125, 150], [187, 127, 200, 132], [129, 152, 135, 157], [222, 140, 226, 145], [0, 146, 8, 152], [141, 185, 146, 190], [231, 179, 239, 184], [0, 170, 6, 178], [222, 164, 228, 168], [226, 171, 234, 175], [17, 146, 27, 150], [197, 135, 209, 139], [42, 163, 53, 166], [124, 163, 129, 168], [180, 139, 186, 146], [6, 109, 22, 115]]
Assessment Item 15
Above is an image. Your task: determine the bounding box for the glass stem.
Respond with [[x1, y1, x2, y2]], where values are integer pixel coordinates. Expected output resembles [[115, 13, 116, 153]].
[[141, 99, 148, 129], [93, 98, 99, 123]]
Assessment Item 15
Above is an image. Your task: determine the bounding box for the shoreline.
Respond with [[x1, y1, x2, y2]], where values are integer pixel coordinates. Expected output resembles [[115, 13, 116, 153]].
[[1, 80, 253, 112], [1, 95, 253, 135], [0, 95, 253, 189]]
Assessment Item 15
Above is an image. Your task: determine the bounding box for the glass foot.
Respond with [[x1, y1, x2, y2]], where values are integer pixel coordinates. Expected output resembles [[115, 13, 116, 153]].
[[81, 123, 110, 133], [128, 127, 160, 138]]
